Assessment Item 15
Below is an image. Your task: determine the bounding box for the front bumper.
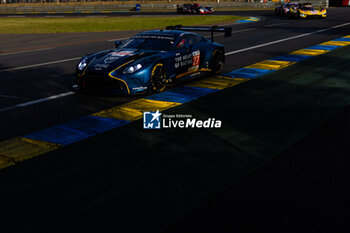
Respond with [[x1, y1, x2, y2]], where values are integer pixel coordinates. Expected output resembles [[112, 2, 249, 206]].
[[300, 13, 327, 18], [199, 11, 214, 14]]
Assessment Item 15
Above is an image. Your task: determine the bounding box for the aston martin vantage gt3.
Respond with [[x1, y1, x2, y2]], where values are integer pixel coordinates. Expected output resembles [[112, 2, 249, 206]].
[[74, 25, 231, 95]]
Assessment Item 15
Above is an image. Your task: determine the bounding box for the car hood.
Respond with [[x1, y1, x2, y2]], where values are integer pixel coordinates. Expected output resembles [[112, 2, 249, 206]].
[[85, 48, 160, 74], [300, 9, 325, 14]]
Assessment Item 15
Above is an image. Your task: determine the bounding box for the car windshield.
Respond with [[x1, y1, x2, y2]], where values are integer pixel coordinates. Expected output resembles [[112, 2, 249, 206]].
[[120, 35, 175, 51], [302, 6, 314, 10]]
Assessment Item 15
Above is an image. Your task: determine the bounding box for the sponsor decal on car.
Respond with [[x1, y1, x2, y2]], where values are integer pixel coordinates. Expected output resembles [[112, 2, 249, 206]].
[[104, 51, 134, 63], [134, 35, 175, 41], [94, 63, 110, 69], [174, 51, 196, 69], [190, 50, 200, 71]]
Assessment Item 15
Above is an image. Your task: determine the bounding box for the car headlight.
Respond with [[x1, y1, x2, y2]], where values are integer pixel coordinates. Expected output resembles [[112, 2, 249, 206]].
[[78, 58, 88, 71], [300, 13, 305, 16], [123, 63, 142, 74], [200, 9, 204, 12]]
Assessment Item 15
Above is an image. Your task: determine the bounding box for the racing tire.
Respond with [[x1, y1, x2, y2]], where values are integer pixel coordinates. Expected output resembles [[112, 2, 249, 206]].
[[210, 49, 224, 74], [150, 63, 167, 92]]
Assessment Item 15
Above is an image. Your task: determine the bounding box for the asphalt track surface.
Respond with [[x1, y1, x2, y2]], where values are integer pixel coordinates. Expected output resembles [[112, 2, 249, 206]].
[[0, 9, 348, 233], [1, 9, 350, 140]]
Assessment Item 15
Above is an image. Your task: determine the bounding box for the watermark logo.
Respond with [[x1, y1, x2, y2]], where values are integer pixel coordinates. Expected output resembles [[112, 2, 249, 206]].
[[143, 110, 162, 129], [143, 110, 222, 129]]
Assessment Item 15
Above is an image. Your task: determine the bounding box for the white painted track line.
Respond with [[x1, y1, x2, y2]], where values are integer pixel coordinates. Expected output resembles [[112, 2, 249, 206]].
[[0, 57, 80, 73], [0, 47, 55, 56], [226, 22, 350, 55], [0, 92, 74, 112]]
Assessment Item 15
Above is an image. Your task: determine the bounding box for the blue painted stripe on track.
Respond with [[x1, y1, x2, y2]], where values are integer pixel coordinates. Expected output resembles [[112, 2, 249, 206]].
[[236, 20, 253, 23], [61, 116, 129, 134], [270, 54, 312, 62], [24, 116, 128, 145], [333, 38, 350, 42], [223, 68, 274, 79], [307, 45, 338, 50], [144, 86, 218, 103], [24, 126, 91, 146]]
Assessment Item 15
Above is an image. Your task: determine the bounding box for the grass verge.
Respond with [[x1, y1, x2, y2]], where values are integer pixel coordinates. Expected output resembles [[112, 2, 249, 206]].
[[0, 15, 247, 33]]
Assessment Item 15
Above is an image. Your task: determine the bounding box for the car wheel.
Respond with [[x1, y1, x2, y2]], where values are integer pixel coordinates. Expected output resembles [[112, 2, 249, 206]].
[[210, 49, 224, 74], [150, 63, 167, 92]]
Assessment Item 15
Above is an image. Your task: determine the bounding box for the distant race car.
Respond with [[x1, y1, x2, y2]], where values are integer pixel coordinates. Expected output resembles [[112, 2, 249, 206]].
[[74, 25, 231, 95], [288, 3, 327, 18], [177, 3, 214, 14], [177, 4, 194, 14], [275, 2, 300, 16]]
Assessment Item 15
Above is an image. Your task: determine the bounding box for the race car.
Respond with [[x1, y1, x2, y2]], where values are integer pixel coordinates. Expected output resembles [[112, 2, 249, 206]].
[[74, 25, 231, 95], [176, 4, 193, 14], [275, 2, 300, 16], [288, 3, 327, 18], [177, 3, 214, 14]]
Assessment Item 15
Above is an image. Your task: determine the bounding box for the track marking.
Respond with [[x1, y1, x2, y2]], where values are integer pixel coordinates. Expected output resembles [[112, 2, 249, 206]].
[[187, 76, 247, 90], [264, 23, 287, 27], [225, 22, 350, 56], [290, 48, 328, 56], [107, 37, 130, 42], [0, 91, 74, 112], [0, 47, 55, 56], [245, 60, 295, 70], [0, 137, 60, 162], [0, 57, 80, 73], [93, 99, 180, 121]]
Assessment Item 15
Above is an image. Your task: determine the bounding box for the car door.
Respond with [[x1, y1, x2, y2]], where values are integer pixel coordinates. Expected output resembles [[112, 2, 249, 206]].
[[174, 34, 200, 77], [175, 35, 193, 76]]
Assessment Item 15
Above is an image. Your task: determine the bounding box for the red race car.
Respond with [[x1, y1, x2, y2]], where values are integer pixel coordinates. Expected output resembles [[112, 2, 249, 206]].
[[177, 3, 214, 14]]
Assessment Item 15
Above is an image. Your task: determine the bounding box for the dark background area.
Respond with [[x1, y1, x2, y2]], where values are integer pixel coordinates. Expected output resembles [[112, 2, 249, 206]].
[[166, 106, 347, 233]]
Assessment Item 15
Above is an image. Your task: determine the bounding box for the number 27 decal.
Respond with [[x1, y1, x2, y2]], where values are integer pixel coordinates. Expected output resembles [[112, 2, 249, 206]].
[[192, 50, 200, 68]]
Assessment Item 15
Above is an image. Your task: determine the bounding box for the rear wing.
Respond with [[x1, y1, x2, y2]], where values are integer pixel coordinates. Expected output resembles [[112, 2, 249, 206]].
[[165, 25, 232, 42]]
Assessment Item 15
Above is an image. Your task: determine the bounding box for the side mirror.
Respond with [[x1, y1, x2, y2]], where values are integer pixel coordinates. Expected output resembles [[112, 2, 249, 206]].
[[115, 40, 123, 48]]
